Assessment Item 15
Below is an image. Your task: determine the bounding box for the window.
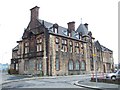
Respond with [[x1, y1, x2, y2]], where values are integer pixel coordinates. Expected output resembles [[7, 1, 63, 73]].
[[69, 41, 73, 53], [61, 39, 67, 52], [62, 30, 67, 36], [16, 63, 18, 70], [56, 38, 59, 43], [56, 44, 59, 51], [118, 71, 120, 74], [56, 38, 59, 51], [54, 28, 58, 34], [24, 42, 29, 54], [62, 39, 67, 44], [75, 61, 80, 70], [37, 44, 42, 51], [81, 61, 86, 70], [56, 58, 60, 71], [81, 43, 84, 49], [37, 60, 42, 71], [24, 60, 29, 71], [36, 38, 42, 52], [75, 43, 79, 53], [37, 38, 42, 43], [70, 41, 72, 45], [68, 60, 74, 70]]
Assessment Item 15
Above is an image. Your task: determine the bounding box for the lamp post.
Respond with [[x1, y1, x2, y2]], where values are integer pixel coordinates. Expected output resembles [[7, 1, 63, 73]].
[[93, 53, 97, 87]]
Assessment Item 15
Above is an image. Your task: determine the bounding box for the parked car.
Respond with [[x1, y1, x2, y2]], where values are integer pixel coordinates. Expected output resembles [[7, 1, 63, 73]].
[[106, 69, 120, 80]]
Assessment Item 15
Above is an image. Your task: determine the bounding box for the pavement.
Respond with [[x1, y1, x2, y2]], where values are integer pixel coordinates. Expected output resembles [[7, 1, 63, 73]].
[[74, 80, 120, 90]]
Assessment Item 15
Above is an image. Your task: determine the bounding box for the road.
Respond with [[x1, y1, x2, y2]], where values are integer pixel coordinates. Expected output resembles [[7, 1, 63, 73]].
[[2, 73, 93, 89]]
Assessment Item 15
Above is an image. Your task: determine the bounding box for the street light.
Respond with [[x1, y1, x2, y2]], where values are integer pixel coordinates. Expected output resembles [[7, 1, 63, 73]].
[[93, 53, 98, 87]]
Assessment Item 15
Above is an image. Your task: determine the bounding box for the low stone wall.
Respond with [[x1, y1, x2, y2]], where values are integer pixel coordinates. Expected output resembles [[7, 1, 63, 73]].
[[91, 78, 120, 85]]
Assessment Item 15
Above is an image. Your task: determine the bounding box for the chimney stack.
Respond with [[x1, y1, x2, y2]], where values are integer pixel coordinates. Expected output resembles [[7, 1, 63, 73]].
[[67, 21, 75, 37], [67, 21, 75, 32], [84, 23, 88, 30], [30, 6, 39, 21]]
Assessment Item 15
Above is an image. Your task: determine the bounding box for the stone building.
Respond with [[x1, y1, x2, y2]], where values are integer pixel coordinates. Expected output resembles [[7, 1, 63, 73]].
[[10, 6, 114, 76]]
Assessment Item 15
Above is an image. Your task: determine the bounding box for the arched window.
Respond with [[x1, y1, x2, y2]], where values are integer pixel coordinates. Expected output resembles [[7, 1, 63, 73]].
[[68, 60, 73, 70], [81, 61, 86, 70], [75, 60, 80, 70]]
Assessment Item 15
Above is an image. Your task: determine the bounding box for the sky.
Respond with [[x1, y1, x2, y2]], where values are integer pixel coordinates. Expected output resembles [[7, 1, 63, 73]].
[[0, 0, 119, 64]]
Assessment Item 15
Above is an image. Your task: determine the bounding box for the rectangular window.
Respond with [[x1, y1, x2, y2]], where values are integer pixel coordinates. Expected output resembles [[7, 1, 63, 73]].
[[40, 44, 42, 51], [70, 46, 73, 53], [75, 43, 79, 53], [56, 38, 59, 43], [16, 63, 18, 70], [69, 41, 73, 53], [37, 60, 42, 71], [62, 39, 67, 44], [36, 38, 42, 52], [56, 44, 59, 51], [61, 39, 67, 52], [61, 45, 67, 52], [37, 44, 42, 51], [24, 42, 29, 54], [24, 60, 29, 71], [25, 47, 29, 54], [37, 45, 39, 52], [56, 58, 60, 71], [65, 46, 67, 52]]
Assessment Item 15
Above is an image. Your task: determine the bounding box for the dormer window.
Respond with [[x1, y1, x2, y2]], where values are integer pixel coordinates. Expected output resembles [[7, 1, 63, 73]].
[[62, 30, 67, 36], [69, 33, 71, 37], [75, 34, 79, 39], [54, 28, 58, 34]]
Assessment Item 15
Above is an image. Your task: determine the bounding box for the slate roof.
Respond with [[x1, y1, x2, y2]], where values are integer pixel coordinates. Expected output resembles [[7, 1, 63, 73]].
[[101, 45, 113, 53], [38, 19, 82, 41], [12, 45, 19, 51], [94, 40, 102, 51], [76, 23, 88, 35], [22, 18, 92, 42]]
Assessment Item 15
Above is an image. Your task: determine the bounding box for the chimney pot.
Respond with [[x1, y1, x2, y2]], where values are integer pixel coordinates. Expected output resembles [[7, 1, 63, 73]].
[[84, 23, 88, 30]]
